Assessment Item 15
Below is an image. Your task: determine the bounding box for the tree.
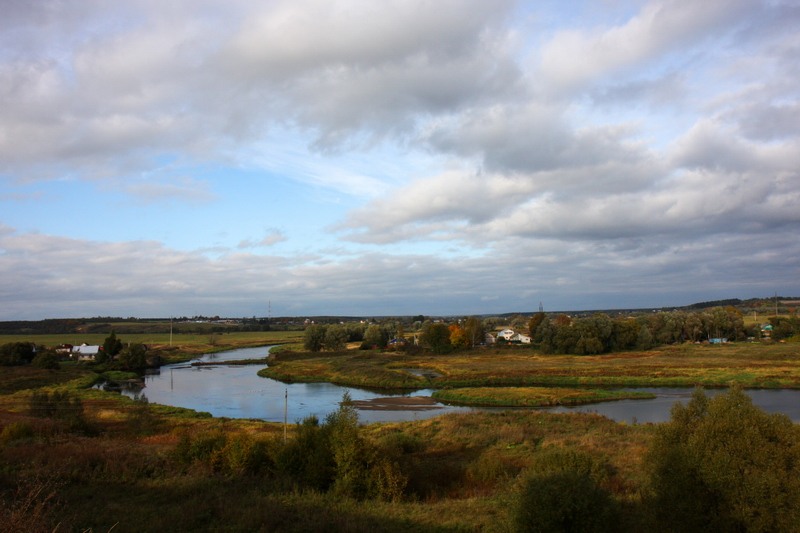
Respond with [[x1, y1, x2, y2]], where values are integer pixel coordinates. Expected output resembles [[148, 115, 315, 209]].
[[275, 415, 335, 491], [636, 324, 653, 350], [680, 312, 702, 342], [646, 387, 800, 532], [610, 318, 638, 351], [535, 318, 556, 353], [419, 322, 452, 354], [0, 342, 36, 366], [101, 331, 123, 363], [363, 325, 389, 349], [448, 324, 467, 349], [463, 316, 486, 348], [327, 392, 371, 498], [528, 313, 546, 338], [118, 343, 148, 372], [324, 324, 349, 351], [304, 324, 326, 352]]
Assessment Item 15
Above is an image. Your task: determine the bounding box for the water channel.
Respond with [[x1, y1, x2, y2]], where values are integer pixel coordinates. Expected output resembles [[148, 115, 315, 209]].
[[125, 346, 800, 424]]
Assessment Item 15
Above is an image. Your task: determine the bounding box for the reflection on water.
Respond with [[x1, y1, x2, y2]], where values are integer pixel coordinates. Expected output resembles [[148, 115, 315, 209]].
[[129, 347, 800, 424]]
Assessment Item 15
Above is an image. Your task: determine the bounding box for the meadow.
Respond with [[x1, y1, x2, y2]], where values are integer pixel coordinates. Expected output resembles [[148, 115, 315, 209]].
[[2, 333, 799, 531], [1, 329, 304, 363], [264, 341, 800, 393]]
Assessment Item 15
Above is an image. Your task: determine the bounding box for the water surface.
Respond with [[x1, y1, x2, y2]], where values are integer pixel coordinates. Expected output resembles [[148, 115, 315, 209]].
[[131, 346, 800, 424], [132, 346, 471, 423]]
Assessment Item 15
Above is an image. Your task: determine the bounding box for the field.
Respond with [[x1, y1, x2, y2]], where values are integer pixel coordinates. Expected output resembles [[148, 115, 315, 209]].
[[264, 341, 800, 392], [1, 329, 304, 363]]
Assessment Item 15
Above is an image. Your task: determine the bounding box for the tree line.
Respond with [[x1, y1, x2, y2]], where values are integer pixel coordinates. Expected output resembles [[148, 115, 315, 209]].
[[301, 307, 800, 355], [0, 331, 151, 372]]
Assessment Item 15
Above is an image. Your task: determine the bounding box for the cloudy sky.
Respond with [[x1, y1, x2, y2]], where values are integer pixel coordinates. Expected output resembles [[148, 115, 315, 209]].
[[1, 0, 798, 320]]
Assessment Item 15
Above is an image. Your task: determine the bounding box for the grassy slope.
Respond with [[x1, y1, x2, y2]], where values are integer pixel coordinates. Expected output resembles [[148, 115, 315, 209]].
[[0, 359, 653, 532]]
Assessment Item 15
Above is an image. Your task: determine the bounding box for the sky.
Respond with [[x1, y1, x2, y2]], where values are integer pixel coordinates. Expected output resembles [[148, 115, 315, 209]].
[[1, 0, 799, 320]]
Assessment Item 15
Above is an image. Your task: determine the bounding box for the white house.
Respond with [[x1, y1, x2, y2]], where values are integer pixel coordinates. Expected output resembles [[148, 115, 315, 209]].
[[513, 333, 532, 344], [72, 344, 100, 361], [497, 329, 516, 341]]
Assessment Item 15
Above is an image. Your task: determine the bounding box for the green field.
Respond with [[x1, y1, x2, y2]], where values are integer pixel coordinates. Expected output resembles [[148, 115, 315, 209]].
[[1, 330, 304, 362]]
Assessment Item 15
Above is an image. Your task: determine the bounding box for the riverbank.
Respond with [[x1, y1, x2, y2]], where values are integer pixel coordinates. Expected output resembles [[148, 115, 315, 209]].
[[262, 342, 800, 393]]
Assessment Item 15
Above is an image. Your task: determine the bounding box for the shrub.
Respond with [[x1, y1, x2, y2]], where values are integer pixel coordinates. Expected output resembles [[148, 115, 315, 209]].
[[31, 351, 60, 370], [219, 433, 271, 475], [127, 397, 161, 436], [274, 416, 335, 491], [0, 342, 36, 366], [646, 387, 800, 532], [327, 392, 372, 498], [0, 421, 35, 444], [27, 390, 90, 433], [513, 447, 618, 533], [514, 471, 618, 533]]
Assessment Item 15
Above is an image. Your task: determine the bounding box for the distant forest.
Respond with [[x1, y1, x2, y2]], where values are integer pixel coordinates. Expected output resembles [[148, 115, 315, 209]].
[[0, 296, 797, 336]]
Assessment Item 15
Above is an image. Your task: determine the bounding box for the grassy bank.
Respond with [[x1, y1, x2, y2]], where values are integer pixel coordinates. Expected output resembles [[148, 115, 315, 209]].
[[432, 387, 655, 407], [264, 342, 800, 393], [261, 351, 430, 389]]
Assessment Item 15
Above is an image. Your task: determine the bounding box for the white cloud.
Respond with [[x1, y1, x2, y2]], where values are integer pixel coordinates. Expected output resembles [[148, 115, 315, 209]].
[[0, 0, 798, 318], [238, 229, 287, 249], [536, 0, 752, 93]]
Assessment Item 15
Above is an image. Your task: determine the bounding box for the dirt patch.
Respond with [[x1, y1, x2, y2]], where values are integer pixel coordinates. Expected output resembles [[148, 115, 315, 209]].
[[350, 396, 440, 411]]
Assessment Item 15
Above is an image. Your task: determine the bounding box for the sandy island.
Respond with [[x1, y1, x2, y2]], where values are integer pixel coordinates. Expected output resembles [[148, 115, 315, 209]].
[[349, 396, 440, 411]]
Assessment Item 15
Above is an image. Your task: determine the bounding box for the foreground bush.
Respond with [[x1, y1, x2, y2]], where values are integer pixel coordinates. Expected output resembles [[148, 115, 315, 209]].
[[513, 448, 618, 533], [647, 387, 800, 532], [27, 390, 90, 433]]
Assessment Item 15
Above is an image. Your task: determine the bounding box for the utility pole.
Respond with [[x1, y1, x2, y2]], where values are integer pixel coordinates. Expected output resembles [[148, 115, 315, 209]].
[[283, 388, 288, 443]]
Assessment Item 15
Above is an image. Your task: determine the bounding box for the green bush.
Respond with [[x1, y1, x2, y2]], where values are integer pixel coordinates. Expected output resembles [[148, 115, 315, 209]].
[[0, 342, 36, 366], [513, 447, 618, 533], [31, 351, 60, 370], [514, 470, 618, 533], [274, 416, 335, 491], [646, 387, 800, 532]]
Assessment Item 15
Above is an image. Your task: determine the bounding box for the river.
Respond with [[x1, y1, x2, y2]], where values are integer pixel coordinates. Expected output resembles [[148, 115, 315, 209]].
[[125, 346, 800, 424], [127, 346, 472, 423]]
